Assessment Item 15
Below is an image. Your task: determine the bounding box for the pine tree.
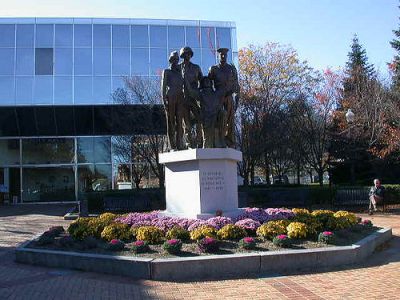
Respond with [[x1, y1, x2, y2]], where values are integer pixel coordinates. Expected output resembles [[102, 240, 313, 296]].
[[346, 34, 374, 78], [390, 6, 400, 91]]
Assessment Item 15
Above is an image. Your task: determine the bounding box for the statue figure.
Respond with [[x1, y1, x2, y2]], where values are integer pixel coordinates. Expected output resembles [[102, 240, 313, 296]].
[[161, 51, 185, 150], [184, 75, 226, 148], [208, 48, 240, 148], [178, 46, 204, 148]]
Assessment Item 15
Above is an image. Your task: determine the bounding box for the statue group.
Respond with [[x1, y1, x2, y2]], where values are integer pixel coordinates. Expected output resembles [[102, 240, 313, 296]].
[[161, 46, 240, 150]]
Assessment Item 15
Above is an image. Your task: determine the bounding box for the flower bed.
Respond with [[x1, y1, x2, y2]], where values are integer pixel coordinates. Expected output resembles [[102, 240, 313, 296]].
[[28, 208, 380, 258]]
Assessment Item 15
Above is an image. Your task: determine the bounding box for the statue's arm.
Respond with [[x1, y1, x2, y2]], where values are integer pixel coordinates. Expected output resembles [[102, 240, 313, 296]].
[[161, 70, 168, 105], [232, 65, 240, 107], [184, 76, 200, 100]]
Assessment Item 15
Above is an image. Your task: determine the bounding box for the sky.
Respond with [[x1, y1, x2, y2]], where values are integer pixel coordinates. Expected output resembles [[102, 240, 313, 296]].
[[0, 0, 398, 74]]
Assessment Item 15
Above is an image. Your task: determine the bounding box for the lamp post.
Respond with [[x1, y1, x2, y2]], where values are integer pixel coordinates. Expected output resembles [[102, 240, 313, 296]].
[[345, 109, 356, 185]]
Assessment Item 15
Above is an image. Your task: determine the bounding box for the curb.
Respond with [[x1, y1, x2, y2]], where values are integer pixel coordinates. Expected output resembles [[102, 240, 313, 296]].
[[15, 228, 392, 281]]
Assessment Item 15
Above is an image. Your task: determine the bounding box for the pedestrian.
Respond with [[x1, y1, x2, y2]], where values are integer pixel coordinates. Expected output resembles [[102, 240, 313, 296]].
[[368, 179, 385, 215]]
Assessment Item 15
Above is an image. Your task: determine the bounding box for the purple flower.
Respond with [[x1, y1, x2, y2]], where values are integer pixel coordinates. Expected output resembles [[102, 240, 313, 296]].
[[235, 218, 261, 231], [206, 217, 233, 230], [188, 220, 208, 231]]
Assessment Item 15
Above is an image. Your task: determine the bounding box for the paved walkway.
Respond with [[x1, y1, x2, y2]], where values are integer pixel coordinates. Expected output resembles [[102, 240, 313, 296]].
[[0, 205, 399, 299]]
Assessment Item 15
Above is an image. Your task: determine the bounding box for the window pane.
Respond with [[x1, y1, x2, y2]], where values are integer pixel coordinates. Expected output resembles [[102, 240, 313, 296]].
[[150, 25, 167, 48], [0, 140, 20, 165], [112, 48, 130, 75], [168, 26, 184, 49], [22, 138, 74, 164], [201, 27, 215, 50], [74, 48, 92, 75], [35, 48, 53, 75], [78, 165, 94, 192], [93, 76, 111, 102], [131, 25, 148, 47], [93, 24, 111, 47], [131, 48, 149, 75], [74, 24, 92, 47], [55, 24, 73, 47], [112, 136, 133, 163], [95, 164, 112, 190], [0, 77, 15, 104], [0, 25, 15, 47], [0, 48, 15, 75], [34, 76, 53, 104], [94, 137, 111, 163], [77, 137, 94, 163], [114, 163, 132, 189], [22, 167, 75, 202], [55, 48, 72, 75], [201, 48, 216, 74], [36, 24, 53, 48], [16, 76, 33, 104], [112, 76, 125, 93], [93, 47, 111, 75], [54, 76, 73, 104], [77, 137, 111, 163], [16, 48, 34, 75], [112, 25, 129, 47], [150, 48, 167, 75], [74, 76, 92, 103], [16, 24, 34, 47], [186, 26, 201, 48], [216, 27, 231, 49]]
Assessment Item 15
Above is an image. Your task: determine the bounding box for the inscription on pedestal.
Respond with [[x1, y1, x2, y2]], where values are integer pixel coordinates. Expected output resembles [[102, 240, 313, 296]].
[[200, 171, 225, 191]]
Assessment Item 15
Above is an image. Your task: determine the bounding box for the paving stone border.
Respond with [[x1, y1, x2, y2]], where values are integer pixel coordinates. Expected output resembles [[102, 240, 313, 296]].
[[15, 228, 392, 281]]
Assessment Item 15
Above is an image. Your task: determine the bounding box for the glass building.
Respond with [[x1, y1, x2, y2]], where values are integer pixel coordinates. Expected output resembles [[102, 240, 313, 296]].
[[0, 18, 238, 203]]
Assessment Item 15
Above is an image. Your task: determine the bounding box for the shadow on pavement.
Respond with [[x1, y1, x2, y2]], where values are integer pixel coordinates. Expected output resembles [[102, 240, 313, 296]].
[[0, 204, 76, 217]]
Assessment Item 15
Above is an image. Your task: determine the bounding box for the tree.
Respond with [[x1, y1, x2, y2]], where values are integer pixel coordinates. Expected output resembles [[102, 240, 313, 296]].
[[113, 77, 168, 188], [390, 4, 400, 91], [238, 43, 319, 184]]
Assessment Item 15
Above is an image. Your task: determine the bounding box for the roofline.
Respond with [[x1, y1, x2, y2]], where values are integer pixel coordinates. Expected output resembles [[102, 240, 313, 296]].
[[0, 17, 236, 28]]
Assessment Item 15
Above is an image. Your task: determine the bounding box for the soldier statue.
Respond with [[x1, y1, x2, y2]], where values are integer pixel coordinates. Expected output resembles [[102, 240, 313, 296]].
[[184, 75, 226, 148], [208, 48, 240, 148], [161, 51, 185, 150], [178, 47, 204, 148]]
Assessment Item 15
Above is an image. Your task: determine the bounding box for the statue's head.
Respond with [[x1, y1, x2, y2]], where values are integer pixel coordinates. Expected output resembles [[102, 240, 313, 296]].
[[200, 76, 212, 89], [179, 46, 194, 61], [217, 48, 229, 64], [169, 51, 179, 65]]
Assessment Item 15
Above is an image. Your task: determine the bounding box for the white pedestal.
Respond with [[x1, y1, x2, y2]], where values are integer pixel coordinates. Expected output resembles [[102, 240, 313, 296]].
[[159, 148, 242, 219]]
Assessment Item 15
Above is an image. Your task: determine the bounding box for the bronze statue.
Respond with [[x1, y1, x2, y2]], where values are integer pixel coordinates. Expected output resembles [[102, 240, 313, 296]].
[[178, 47, 204, 148], [161, 51, 185, 150], [184, 75, 226, 148], [208, 48, 240, 148]]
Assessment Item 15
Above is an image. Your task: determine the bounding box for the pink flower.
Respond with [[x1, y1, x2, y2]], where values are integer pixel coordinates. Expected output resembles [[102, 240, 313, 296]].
[[277, 234, 287, 240], [134, 240, 144, 246], [362, 220, 371, 224], [167, 239, 180, 245], [243, 237, 255, 243], [203, 237, 215, 244], [110, 239, 119, 245], [323, 231, 333, 236]]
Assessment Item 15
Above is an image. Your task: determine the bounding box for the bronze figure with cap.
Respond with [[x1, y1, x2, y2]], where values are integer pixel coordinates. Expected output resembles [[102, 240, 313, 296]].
[[208, 48, 240, 148], [178, 46, 204, 148], [161, 51, 185, 150]]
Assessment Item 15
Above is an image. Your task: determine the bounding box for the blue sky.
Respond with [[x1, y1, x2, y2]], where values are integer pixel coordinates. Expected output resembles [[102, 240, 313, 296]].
[[1, 0, 398, 73]]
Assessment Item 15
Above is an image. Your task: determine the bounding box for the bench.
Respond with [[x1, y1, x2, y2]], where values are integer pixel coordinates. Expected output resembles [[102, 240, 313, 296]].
[[334, 188, 386, 212]]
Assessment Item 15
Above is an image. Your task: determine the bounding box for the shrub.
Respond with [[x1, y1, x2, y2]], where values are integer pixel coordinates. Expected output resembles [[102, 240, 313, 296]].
[[217, 224, 247, 240], [256, 220, 289, 240], [318, 231, 335, 244], [238, 237, 256, 250], [206, 217, 233, 230], [165, 226, 190, 241], [190, 225, 217, 241], [163, 239, 183, 254], [131, 240, 150, 253], [136, 226, 164, 244], [292, 208, 310, 215], [332, 211, 358, 230], [273, 234, 291, 247], [101, 223, 132, 242], [234, 218, 261, 234], [107, 239, 125, 251], [36, 232, 55, 245], [98, 212, 118, 223], [48, 226, 65, 236], [311, 210, 335, 227], [67, 217, 94, 240], [286, 222, 308, 239], [361, 219, 373, 228], [197, 237, 219, 253]]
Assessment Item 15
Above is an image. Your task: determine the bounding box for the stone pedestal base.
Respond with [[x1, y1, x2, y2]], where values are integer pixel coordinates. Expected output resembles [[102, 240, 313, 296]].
[[159, 148, 242, 220]]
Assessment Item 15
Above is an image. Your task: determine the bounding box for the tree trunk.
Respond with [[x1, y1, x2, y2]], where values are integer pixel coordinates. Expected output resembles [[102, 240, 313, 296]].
[[296, 161, 301, 185], [250, 162, 255, 186], [318, 169, 324, 186], [264, 155, 271, 184]]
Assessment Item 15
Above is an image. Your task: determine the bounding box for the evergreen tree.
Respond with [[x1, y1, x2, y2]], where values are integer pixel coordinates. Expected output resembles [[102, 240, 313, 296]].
[[390, 5, 400, 91], [346, 34, 374, 78]]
